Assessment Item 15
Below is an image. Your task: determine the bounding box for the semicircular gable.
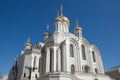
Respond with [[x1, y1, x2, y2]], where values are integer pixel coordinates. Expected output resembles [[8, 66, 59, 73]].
[[90, 45, 101, 57], [81, 38, 90, 48], [66, 37, 79, 48]]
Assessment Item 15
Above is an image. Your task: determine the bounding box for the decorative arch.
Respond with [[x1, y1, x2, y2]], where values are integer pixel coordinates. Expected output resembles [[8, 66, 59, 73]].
[[66, 38, 79, 58], [81, 38, 90, 48], [81, 38, 90, 61], [66, 38, 79, 48], [90, 45, 101, 57]]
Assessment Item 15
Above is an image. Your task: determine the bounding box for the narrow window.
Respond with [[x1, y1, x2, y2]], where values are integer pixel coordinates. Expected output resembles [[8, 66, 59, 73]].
[[92, 51, 96, 62], [56, 50, 58, 71], [24, 73, 26, 77], [33, 56, 37, 71], [38, 58, 40, 72], [42, 54, 45, 74], [50, 49, 53, 72], [71, 65, 75, 74], [82, 45, 86, 60], [95, 68, 98, 74], [35, 74, 37, 78], [77, 33, 79, 37], [60, 46, 63, 71], [70, 44, 74, 57]]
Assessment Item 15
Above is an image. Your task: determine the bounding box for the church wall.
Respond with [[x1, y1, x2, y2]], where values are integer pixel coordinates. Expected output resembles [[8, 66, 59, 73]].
[[8, 4, 113, 80]]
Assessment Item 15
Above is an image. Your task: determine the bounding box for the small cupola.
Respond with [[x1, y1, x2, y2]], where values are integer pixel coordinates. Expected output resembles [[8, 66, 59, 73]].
[[74, 20, 82, 38], [25, 37, 31, 50], [44, 25, 50, 41]]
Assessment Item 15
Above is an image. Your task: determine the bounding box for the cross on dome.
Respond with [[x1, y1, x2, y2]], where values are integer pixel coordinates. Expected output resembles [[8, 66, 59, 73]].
[[59, 3, 63, 16]]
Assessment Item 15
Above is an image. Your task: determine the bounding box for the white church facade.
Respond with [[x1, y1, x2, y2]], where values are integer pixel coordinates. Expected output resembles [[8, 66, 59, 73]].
[[8, 5, 112, 80]]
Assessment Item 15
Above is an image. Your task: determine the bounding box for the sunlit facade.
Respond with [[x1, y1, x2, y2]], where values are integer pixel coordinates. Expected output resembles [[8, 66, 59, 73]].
[[8, 5, 112, 80]]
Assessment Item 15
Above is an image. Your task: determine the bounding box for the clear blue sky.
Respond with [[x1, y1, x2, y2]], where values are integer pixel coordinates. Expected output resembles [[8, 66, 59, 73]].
[[0, 0, 120, 74]]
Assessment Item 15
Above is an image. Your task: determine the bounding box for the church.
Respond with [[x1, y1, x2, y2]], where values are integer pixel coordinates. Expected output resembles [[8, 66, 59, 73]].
[[8, 5, 112, 80]]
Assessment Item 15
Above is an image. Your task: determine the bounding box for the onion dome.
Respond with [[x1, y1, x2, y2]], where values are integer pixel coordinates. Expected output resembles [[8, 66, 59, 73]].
[[54, 17, 63, 22], [44, 31, 50, 35], [25, 36, 31, 46], [74, 26, 82, 31], [61, 16, 69, 24], [74, 20, 82, 32], [44, 25, 50, 41], [44, 25, 50, 36], [25, 42, 31, 46]]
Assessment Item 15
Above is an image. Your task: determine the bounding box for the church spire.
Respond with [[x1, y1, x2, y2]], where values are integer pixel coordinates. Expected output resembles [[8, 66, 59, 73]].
[[59, 3, 63, 16], [46, 24, 49, 32], [76, 19, 79, 27], [27, 36, 30, 43]]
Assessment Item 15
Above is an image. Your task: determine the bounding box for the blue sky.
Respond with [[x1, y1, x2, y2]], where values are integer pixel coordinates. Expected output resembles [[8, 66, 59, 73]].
[[0, 0, 120, 74]]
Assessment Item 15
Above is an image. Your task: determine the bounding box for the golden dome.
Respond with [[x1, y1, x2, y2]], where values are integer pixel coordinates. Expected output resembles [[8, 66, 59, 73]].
[[44, 31, 50, 35], [74, 26, 82, 32], [54, 16, 70, 25], [75, 26, 82, 30], [25, 42, 31, 46], [25, 36, 31, 46], [54, 17, 63, 22], [74, 19, 82, 32], [61, 16, 69, 24]]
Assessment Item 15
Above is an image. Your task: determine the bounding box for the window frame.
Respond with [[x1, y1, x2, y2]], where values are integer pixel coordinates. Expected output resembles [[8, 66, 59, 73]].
[[81, 45, 86, 60]]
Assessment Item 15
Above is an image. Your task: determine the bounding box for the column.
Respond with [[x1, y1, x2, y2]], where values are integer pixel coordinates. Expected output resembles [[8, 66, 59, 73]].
[[58, 50, 61, 71], [46, 48, 50, 73], [53, 47, 57, 72]]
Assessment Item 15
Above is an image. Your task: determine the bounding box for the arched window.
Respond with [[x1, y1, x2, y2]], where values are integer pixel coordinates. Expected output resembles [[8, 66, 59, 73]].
[[83, 65, 90, 73], [71, 65, 75, 74], [81, 45, 86, 60], [50, 49, 53, 72], [95, 68, 98, 74], [70, 44, 74, 57], [92, 51, 96, 62]]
